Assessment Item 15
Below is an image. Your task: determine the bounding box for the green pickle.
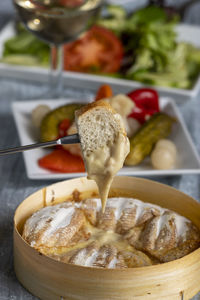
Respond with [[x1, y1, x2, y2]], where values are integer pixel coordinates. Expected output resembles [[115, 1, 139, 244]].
[[40, 103, 83, 142], [125, 112, 175, 166]]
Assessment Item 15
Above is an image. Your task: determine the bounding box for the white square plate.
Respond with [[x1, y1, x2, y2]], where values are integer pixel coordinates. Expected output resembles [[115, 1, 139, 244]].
[[12, 97, 200, 179], [1, 23, 200, 101]]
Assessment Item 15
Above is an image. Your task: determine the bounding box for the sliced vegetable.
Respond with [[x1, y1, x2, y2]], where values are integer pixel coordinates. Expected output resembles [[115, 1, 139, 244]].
[[63, 25, 123, 73], [125, 112, 175, 166], [95, 84, 113, 101], [38, 148, 85, 173], [58, 119, 71, 138], [98, 5, 200, 89], [59, 0, 84, 7], [2, 28, 49, 66], [1, 54, 40, 66], [128, 6, 167, 25], [3, 5, 200, 89], [97, 5, 127, 36], [40, 103, 82, 142], [128, 88, 159, 124]]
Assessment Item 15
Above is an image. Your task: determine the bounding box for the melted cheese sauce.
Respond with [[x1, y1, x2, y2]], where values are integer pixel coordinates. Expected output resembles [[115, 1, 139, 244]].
[[42, 222, 133, 257], [86, 225, 133, 251], [86, 128, 130, 212]]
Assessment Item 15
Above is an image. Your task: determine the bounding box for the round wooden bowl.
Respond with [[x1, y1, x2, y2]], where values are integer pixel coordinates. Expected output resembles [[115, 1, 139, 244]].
[[14, 176, 200, 300]]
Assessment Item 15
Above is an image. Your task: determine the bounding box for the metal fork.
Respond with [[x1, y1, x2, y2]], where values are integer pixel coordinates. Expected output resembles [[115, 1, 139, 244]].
[[0, 134, 80, 156]]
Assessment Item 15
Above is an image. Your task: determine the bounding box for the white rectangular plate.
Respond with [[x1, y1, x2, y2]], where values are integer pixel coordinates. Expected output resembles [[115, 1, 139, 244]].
[[1, 23, 200, 101], [12, 97, 200, 179]]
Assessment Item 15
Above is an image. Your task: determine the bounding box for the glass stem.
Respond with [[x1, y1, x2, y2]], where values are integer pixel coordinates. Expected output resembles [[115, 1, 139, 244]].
[[49, 44, 63, 98]]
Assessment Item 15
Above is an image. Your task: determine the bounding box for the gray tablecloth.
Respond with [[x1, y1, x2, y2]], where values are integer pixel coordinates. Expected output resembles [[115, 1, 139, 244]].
[[0, 1, 200, 299], [0, 70, 200, 300]]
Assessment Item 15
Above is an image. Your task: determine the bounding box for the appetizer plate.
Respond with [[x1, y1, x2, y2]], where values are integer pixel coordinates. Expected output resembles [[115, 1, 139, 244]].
[[12, 97, 200, 179], [1, 23, 200, 101]]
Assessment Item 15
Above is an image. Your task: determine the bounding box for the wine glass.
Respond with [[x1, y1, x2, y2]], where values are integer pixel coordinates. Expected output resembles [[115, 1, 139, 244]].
[[13, 0, 103, 97]]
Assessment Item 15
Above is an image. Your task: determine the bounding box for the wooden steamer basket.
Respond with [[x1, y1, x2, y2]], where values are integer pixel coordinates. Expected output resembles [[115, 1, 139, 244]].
[[14, 176, 200, 300]]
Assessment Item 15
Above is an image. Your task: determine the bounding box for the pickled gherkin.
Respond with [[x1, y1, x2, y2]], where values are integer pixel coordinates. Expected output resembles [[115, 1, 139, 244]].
[[125, 113, 175, 166], [40, 103, 83, 142]]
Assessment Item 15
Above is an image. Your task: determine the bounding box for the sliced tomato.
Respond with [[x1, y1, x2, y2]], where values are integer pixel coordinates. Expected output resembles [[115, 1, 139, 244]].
[[63, 25, 123, 73], [128, 88, 160, 124], [59, 0, 84, 7]]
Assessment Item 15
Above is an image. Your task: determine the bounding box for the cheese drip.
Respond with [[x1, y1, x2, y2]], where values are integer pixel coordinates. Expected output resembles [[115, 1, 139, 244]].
[[86, 131, 130, 212], [75, 100, 130, 212]]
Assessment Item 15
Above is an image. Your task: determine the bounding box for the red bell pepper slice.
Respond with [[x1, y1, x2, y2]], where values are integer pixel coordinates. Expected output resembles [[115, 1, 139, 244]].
[[58, 119, 71, 138], [127, 88, 160, 124], [38, 148, 85, 173]]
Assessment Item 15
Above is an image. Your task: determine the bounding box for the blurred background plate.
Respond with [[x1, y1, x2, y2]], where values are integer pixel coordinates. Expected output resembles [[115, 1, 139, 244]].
[[12, 97, 200, 180], [106, 0, 147, 11], [1, 22, 200, 101]]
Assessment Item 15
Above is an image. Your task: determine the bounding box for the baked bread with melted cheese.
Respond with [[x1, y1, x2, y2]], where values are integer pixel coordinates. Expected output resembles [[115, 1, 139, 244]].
[[23, 197, 200, 268]]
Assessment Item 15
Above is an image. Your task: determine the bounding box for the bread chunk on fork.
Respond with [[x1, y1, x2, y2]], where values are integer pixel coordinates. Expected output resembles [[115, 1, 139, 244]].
[[75, 100, 130, 212]]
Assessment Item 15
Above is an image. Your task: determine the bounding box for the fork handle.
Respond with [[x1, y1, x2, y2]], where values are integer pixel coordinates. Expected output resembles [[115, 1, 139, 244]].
[[0, 134, 80, 156]]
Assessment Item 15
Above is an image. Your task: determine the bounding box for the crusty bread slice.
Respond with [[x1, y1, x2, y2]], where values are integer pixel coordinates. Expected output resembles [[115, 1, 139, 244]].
[[75, 100, 127, 155], [75, 100, 130, 212]]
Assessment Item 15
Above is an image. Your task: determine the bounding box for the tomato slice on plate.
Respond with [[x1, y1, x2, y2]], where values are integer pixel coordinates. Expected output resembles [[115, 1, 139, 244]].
[[63, 25, 123, 73], [59, 0, 85, 7]]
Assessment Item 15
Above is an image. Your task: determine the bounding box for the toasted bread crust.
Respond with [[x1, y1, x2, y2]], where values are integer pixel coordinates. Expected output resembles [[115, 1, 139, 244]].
[[75, 100, 116, 118], [75, 99, 127, 137]]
